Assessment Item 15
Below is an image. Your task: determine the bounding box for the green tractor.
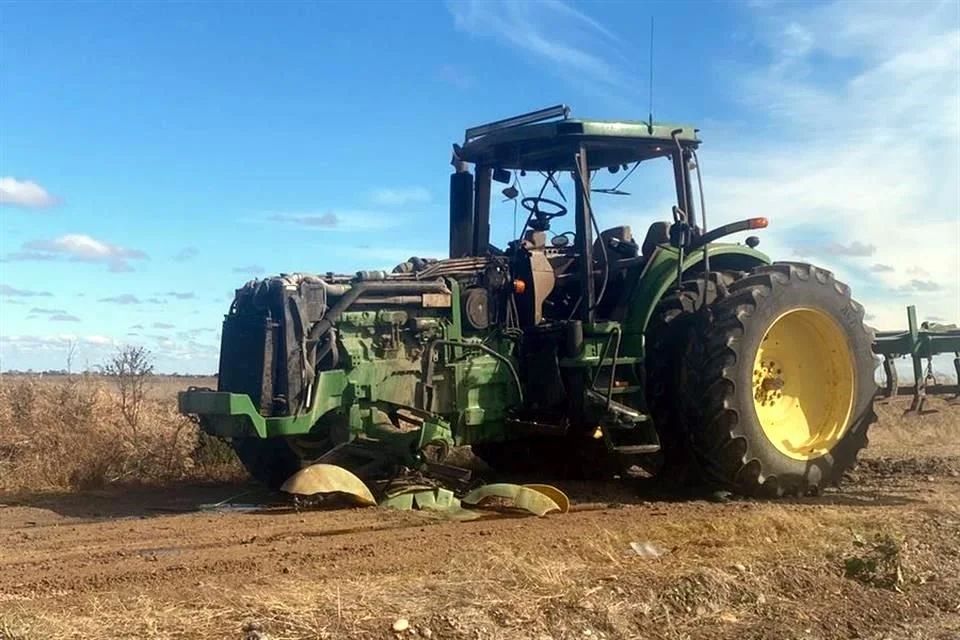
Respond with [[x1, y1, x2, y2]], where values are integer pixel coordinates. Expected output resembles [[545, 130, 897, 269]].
[[179, 105, 877, 499]]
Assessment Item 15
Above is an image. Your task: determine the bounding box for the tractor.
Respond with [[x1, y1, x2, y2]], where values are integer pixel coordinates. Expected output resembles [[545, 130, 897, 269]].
[[179, 105, 877, 499]]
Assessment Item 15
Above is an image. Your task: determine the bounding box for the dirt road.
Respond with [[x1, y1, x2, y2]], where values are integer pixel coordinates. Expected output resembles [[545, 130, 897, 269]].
[[2, 399, 958, 640]]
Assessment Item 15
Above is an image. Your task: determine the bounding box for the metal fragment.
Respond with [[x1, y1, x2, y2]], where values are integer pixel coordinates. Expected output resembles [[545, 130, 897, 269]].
[[280, 464, 376, 506]]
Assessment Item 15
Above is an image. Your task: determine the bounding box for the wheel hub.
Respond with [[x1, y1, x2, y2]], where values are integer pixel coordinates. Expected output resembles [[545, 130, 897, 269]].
[[754, 361, 785, 405], [751, 308, 856, 460]]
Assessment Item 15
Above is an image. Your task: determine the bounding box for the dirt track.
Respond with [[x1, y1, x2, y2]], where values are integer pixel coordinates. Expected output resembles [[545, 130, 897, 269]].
[[2, 399, 959, 640]]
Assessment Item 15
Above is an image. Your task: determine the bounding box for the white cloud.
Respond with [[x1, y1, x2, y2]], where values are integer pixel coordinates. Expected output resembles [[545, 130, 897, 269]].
[[539, 0, 626, 46], [268, 209, 398, 231], [0, 332, 218, 374], [326, 244, 446, 270], [699, 0, 960, 330], [369, 188, 431, 207], [8, 234, 148, 272], [233, 264, 265, 275], [0, 334, 114, 352], [793, 241, 877, 258], [0, 335, 76, 349], [173, 246, 199, 262], [25, 308, 81, 322], [0, 177, 58, 209], [98, 294, 141, 305], [448, 0, 631, 95], [26, 234, 141, 260], [0, 284, 53, 298], [270, 212, 339, 227]]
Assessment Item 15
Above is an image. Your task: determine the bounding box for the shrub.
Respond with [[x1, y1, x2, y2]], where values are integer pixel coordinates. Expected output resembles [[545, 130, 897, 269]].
[[0, 349, 242, 492]]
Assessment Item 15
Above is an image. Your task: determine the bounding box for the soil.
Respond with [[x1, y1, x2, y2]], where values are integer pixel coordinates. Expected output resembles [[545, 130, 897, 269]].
[[1, 397, 958, 640]]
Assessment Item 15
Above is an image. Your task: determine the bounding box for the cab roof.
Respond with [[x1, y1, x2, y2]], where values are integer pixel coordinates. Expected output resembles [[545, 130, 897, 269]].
[[458, 106, 700, 172]]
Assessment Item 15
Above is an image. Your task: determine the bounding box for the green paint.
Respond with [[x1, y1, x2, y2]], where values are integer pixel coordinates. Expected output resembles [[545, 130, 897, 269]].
[[178, 369, 348, 438], [620, 243, 769, 355], [180, 243, 767, 446]]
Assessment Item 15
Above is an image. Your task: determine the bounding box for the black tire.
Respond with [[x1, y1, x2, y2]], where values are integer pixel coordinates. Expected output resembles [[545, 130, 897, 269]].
[[645, 274, 738, 479], [231, 438, 302, 491], [681, 262, 877, 496], [230, 413, 342, 490]]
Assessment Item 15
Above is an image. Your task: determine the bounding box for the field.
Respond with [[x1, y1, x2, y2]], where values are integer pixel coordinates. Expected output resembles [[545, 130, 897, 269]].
[[0, 377, 958, 640]]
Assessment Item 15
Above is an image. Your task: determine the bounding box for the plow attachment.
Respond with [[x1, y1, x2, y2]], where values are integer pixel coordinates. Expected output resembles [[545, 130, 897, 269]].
[[874, 305, 960, 411]]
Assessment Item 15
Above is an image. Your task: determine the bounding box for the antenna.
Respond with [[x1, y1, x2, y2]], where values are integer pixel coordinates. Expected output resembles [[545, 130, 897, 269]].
[[647, 16, 655, 134]]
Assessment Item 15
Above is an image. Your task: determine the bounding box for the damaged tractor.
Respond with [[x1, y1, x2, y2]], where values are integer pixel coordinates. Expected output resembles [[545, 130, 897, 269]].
[[179, 105, 878, 506]]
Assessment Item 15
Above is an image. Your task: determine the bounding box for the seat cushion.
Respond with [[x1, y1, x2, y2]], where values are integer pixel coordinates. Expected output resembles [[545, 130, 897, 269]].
[[642, 221, 670, 257]]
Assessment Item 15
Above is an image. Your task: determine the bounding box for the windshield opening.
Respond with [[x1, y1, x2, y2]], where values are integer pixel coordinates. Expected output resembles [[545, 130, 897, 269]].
[[487, 154, 682, 252]]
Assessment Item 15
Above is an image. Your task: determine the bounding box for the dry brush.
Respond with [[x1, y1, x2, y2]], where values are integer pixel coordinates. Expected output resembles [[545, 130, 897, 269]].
[[0, 347, 240, 492]]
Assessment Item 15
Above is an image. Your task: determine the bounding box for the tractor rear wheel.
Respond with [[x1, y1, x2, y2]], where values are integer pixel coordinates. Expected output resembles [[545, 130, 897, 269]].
[[645, 274, 738, 480], [681, 263, 877, 496]]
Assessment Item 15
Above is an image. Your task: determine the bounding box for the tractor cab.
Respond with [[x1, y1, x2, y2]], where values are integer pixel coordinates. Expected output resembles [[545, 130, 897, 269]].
[[450, 105, 703, 327]]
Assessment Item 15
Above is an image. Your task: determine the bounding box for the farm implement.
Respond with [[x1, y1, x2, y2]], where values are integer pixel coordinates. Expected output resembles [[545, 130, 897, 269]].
[[180, 105, 881, 509], [874, 305, 960, 411]]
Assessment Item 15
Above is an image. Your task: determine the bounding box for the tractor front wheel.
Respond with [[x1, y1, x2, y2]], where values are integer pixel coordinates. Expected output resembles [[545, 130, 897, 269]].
[[231, 438, 302, 491], [681, 262, 877, 496]]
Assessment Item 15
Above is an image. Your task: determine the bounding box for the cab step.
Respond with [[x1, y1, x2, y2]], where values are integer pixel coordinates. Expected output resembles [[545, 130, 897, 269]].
[[583, 389, 661, 455]]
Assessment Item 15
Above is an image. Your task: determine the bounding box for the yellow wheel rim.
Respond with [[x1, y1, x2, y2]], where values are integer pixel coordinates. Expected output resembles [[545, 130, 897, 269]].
[[752, 308, 855, 461]]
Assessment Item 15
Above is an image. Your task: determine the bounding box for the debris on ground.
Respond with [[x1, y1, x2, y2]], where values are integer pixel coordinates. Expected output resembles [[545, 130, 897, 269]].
[[842, 532, 906, 591], [628, 541, 664, 559]]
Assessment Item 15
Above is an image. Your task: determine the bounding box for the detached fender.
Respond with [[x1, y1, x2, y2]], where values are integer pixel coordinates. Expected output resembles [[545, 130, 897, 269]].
[[620, 244, 769, 354]]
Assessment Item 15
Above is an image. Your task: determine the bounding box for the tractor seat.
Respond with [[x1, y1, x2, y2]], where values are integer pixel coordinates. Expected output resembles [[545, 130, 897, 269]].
[[594, 226, 639, 263], [641, 221, 670, 258]]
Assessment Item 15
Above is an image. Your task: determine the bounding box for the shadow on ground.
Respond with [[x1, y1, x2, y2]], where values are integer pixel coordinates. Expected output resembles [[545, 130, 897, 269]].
[[0, 480, 283, 522]]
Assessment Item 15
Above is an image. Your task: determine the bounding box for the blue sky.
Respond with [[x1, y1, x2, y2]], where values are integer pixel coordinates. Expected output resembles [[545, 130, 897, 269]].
[[1, 0, 958, 373]]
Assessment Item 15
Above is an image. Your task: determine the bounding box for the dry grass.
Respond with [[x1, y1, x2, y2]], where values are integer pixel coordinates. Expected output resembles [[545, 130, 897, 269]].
[[0, 374, 240, 492], [872, 395, 960, 451], [0, 508, 932, 640]]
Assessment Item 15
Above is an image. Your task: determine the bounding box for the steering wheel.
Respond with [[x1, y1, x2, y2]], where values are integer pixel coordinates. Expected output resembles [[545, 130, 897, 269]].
[[521, 197, 567, 230]]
